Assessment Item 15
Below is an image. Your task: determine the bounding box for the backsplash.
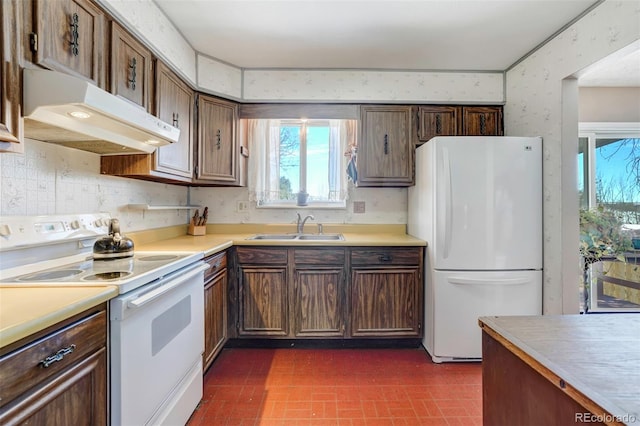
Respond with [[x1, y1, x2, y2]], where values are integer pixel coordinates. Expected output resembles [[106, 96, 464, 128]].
[[0, 139, 190, 232], [190, 186, 407, 225], [0, 139, 408, 230]]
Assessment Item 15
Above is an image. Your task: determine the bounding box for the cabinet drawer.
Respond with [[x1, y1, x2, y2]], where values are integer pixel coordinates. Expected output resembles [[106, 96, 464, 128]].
[[0, 309, 106, 407], [204, 251, 227, 281], [237, 247, 288, 265], [351, 248, 422, 266], [294, 248, 345, 265]]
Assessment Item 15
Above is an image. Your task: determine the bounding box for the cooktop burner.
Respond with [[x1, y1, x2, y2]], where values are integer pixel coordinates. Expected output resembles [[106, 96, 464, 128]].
[[137, 255, 179, 262], [0, 251, 203, 294], [83, 271, 133, 281], [17, 269, 85, 281]]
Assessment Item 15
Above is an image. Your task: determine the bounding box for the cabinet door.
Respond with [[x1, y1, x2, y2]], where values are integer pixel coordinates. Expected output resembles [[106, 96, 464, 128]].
[[0, 0, 22, 149], [154, 61, 194, 178], [33, 0, 105, 87], [204, 269, 227, 371], [110, 22, 152, 111], [358, 106, 414, 186], [294, 268, 345, 337], [461, 106, 503, 136], [0, 307, 107, 425], [239, 266, 289, 337], [351, 267, 421, 337], [196, 95, 238, 184], [417, 106, 457, 144], [0, 350, 107, 425]]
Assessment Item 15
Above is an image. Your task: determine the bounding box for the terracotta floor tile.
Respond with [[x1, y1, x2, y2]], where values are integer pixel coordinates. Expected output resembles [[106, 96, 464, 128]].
[[187, 348, 482, 425]]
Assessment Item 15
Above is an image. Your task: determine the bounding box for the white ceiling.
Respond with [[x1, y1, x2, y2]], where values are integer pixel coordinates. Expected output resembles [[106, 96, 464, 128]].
[[153, 0, 638, 86]]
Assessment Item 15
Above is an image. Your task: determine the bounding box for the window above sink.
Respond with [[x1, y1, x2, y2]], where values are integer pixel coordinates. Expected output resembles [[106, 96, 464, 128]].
[[245, 118, 356, 209]]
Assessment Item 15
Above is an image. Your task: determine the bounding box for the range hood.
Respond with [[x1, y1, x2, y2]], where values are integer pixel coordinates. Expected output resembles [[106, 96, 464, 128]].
[[23, 69, 180, 155]]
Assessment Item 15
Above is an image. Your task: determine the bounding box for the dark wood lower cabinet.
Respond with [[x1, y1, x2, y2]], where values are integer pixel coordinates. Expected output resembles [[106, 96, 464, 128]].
[[203, 252, 228, 371], [234, 246, 423, 340], [294, 267, 345, 337], [351, 268, 421, 337], [239, 266, 289, 337], [0, 305, 108, 426]]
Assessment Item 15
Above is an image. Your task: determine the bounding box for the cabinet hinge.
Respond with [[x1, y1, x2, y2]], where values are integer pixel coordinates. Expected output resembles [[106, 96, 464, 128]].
[[29, 33, 38, 53]]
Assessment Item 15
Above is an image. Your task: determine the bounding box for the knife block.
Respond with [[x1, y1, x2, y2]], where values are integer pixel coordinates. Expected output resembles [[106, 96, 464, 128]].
[[188, 224, 206, 236]]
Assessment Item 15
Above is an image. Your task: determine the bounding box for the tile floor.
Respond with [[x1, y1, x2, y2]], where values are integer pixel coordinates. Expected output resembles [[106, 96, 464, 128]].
[[187, 348, 482, 425]]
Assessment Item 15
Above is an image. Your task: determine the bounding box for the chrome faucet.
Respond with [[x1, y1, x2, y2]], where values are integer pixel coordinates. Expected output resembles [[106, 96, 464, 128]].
[[296, 213, 315, 234]]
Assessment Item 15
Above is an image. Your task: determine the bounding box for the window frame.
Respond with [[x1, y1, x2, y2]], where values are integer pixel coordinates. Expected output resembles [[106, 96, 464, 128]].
[[251, 118, 352, 210], [578, 122, 640, 211]]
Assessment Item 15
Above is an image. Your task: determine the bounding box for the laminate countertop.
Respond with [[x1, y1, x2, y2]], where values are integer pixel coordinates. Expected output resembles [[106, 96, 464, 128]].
[[1, 223, 426, 349], [132, 223, 426, 257], [479, 314, 640, 425], [0, 286, 118, 349]]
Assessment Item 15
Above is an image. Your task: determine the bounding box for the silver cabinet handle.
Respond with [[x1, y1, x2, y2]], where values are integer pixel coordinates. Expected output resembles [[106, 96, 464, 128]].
[[40, 344, 76, 368]]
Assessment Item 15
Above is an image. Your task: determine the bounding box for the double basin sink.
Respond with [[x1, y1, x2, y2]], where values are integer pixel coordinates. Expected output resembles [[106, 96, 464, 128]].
[[247, 233, 344, 241]]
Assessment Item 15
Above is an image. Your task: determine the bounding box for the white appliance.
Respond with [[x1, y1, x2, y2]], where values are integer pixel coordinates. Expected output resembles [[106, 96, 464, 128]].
[[408, 136, 543, 363], [0, 214, 206, 425], [23, 69, 180, 155]]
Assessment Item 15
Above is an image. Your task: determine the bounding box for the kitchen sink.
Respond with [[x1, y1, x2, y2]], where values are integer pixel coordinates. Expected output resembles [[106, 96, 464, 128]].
[[296, 234, 344, 240], [247, 233, 344, 241], [248, 234, 298, 240]]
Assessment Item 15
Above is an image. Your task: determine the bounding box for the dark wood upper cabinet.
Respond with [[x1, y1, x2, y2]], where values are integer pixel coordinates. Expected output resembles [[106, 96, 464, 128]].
[[0, 0, 23, 149], [154, 61, 195, 179], [461, 106, 503, 136], [417, 105, 457, 143], [110, 22, 152, 111], [416, 105, 503, 144], [195, 94, 239, 185], [358, 105, 414, 187], [32, 0, 105, 88]]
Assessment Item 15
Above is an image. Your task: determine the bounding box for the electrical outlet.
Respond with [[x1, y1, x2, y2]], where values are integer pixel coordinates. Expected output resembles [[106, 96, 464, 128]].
[[353, 201, 365, 214], [236, 201, 249, 212]]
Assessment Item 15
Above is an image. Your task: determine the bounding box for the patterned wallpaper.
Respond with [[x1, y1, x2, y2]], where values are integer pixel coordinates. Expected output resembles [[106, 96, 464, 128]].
[[99, 0, 504, 103], [505, 0, 640, 314], [242, 70, 504, 103], [197, 55, 243, 100], [0, 139, 191, 232]]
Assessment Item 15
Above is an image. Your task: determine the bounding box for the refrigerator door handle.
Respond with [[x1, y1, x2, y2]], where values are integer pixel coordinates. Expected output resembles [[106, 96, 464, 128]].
[[439, 147, 453, 259], [448, 276, 530, 286]]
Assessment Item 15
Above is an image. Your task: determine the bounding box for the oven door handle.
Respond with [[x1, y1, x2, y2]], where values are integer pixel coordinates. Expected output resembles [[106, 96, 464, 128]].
[[127, 263, 209, 309]]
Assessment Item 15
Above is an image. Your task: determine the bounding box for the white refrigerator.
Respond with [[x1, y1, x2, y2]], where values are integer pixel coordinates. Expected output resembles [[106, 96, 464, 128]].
[[408, 136, 543, 363]]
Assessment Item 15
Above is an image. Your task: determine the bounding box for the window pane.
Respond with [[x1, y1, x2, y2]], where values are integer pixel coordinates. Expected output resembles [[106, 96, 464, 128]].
[[595, 138, 640, 224], [279, 125, 301, 200], [306, 125, 330, 201], [578, 137, 588, 209]]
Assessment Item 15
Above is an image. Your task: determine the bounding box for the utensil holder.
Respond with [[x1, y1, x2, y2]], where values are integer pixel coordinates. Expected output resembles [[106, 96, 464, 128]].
[[188, 224, 206, 236]]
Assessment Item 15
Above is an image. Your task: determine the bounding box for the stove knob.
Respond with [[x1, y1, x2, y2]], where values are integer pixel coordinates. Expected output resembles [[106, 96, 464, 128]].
[[94, 219, 103, 227], [0, 224, 11, 237], [70, 220, 80, 230]]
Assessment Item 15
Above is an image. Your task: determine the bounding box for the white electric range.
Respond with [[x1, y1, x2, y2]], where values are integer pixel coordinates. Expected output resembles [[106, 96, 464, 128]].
[[0, 213, 207, 426]]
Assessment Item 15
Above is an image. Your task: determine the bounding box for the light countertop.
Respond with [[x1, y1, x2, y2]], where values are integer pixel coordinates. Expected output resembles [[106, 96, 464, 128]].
[[1, 223, 426, 350], [0, 286, 118, 349], [479, 314, 640, 425], [132, 223, 426, 256]]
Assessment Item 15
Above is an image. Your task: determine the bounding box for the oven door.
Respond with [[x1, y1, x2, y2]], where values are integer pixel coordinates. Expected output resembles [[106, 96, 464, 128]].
[[110, 261, 208, 426]]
